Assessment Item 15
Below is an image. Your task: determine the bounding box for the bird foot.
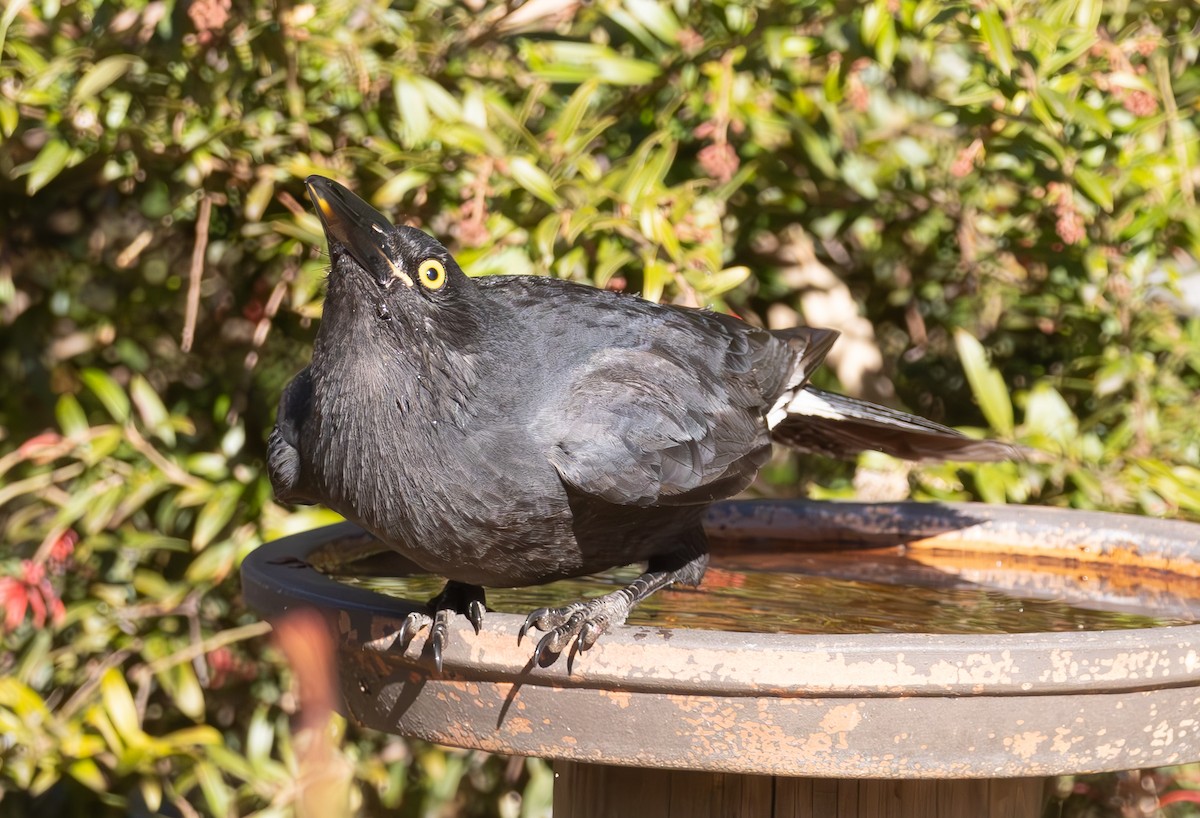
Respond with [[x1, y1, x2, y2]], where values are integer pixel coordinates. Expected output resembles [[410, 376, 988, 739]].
[[397, 581, 486, 672], [518, 593, 630, 667]]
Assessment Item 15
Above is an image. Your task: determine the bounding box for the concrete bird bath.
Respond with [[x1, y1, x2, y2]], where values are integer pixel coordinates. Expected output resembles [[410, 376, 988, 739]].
[[241, 501, 1200, 817]]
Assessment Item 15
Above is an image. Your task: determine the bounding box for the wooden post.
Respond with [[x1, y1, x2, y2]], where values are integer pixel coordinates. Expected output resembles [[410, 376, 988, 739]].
[[553, 762, 1049, 818]]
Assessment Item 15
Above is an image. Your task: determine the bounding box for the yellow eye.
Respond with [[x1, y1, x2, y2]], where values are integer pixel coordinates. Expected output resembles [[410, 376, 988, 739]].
[[418, 258, 447, 291]]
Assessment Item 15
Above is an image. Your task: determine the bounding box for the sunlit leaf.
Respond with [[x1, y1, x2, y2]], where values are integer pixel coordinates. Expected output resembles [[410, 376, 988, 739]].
[[100, 668, 144, 747], [621, 0, 679, 44], [24, 139, 72, 195], [978, 8, 1015, 74], [139, 778, 162, 812], [56, 393, 89, 438], [130, 374, 174, 446], [954, 329, 1014, 436], [193, 482, 242, 550], [164, 663, 205, 720], [1073, 167, 1113, 212], [1021, 383, 1077, 445], [81, 368, 130, 423], [71, 55, 144, 103], [195, 761, 234, 817], [244, 175, 275, 222], [509, 157, 562, 207], [68, 759, 107, 793]]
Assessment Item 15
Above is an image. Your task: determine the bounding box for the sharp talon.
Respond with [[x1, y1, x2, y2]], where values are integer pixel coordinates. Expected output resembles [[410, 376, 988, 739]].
[[431, 635, 444, 673], [398, 612, 427, 647], [430, 608, 452, 672], [534, 629, 562, 667], [467, 600, 486, 634], [519, 608, 546, 644], [578, 619, 603, 651]]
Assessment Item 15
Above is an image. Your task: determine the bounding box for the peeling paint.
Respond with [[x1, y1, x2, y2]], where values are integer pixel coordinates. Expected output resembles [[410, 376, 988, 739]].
[[1005, 731, 1047, 760], [820, 703, 863, 734]]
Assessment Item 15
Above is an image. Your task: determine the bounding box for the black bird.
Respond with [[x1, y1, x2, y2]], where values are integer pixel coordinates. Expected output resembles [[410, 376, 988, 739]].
[[268, 176, 1018, 668]]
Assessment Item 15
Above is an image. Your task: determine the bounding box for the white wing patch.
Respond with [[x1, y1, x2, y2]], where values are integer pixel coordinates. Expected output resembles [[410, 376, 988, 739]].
[[769, 388, 844, 428]]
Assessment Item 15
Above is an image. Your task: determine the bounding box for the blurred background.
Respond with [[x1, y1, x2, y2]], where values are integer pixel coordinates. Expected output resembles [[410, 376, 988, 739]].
[[1, 0, 1198, 814]]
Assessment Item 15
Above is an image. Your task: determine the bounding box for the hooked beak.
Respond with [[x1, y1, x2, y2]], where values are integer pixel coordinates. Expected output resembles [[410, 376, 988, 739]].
[[305, 176, 413, 287]]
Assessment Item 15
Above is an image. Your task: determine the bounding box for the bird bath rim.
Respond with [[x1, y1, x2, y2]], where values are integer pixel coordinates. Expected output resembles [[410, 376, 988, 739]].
[[241, 501, 1200, 777]]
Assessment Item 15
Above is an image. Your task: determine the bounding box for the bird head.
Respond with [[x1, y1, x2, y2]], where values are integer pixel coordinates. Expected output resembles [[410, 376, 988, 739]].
[[305, 176, 485, 355]]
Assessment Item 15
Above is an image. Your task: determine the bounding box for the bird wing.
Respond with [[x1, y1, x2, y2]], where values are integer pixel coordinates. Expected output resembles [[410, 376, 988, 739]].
[[267, 366, 317, 504], [772, 387, 1022, 462], [545, 347, 773, 507]]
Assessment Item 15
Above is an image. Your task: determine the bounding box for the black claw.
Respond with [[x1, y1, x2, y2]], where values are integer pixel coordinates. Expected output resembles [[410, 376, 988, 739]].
[[534, 629, 562, 667], [431, 635, 444, 673], [578, 619, 602, 651], [398, 612, 429, 648], [430, 609, 452, 673], [518, 608, 547, 644], [466, 600, 486, 634]]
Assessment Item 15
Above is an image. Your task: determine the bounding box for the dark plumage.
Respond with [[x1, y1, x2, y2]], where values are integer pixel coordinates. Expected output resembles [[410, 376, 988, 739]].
[[268, 176, 1019, 668]]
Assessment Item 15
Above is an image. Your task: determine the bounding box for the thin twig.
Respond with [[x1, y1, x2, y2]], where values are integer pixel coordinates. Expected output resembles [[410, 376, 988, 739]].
[[181, 194, 213, 353], [184, 592, 210, 687], [123, 423, 207, 491], [0, 463, 85, 508], [57, 645, 140, 719], [131, 620, 273, 679], [244, 262, 297, 370]]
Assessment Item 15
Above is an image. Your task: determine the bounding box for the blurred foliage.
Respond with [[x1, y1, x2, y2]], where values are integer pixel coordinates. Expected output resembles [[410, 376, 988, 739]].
[[1, 0, 1199, 814]]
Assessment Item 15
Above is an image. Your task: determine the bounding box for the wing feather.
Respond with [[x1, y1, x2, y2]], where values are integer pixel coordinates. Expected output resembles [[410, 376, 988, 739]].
[[545, 348, 771, 507]]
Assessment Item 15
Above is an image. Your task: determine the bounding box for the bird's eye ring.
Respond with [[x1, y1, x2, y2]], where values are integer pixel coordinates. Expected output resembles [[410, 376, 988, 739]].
[[418, 258, 447, 291]]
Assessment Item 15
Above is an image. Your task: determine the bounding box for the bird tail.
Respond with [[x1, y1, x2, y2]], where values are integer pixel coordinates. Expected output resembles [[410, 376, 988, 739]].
[[771, 386, 1021, 462]]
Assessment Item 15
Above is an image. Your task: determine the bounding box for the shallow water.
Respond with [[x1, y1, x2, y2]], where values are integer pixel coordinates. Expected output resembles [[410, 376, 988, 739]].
[[327, 537, 1200, 635]]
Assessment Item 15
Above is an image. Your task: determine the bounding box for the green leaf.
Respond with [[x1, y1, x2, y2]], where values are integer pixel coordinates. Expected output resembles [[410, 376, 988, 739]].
[[130, 374, 174, 446], [392, 74, 430, 147], [1021, 383, 1076, 444], [100, 668, 144, 747], [0, 99, 17, 137], [954, 329, 1014, 436], [1074, 0, 1101, 31], [978, 8, 1015, 74], [244, 176, 275, 222], [640, 257, 670, 303], [509, 157, 562, 207], [56, 393, 89, 437], [795, 122, 838, 179], [1073, 167, 1113, 212], [193, 482, 242, 550], [25, 139, 72, 196], [0, 0, 30, 57], [165, 663, 206, 720], [1039, 33, 1098, 76], [139, 778, 162, 813], [553, 79, 601, 149], [621, 0, 680, 44], [68, 759, 107, 793], [373, 169, 431, 208], [71, 55, 144, 103], [81, 368, 130, 423], [0, 678, 51, 718], [185, 540, 237, 582], [163, 724, 223, 747], [692, 265, 751, 298], [525, 41, 661, 86], [195, 761, 234, 818], [413, 75, 461, 122]]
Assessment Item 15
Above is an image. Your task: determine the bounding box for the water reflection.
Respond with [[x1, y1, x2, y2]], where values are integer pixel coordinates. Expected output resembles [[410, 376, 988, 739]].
[[324, 534, 1200, 635]]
